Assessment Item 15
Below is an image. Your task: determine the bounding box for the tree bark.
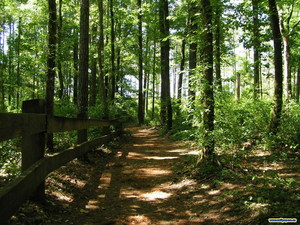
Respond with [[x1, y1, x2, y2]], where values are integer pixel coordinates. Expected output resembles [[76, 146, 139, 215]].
[[109, 0, 116, 101], [77, 0, 89, 148], [57, 0, 64, 100], [159, 0, 172, 130], [199, 0, 215, 162], [236, 72, 241, 100], [152, 41, 156, 120], [138, 0, 144, 125], [252, 0, 260, 99], [90, 56, 97, 106], [268, 0, 283, 134], [97, 0, 109, 120], [215, 2, 222, 91], [177, 39, 185, 105], [296, 63, 300, 103], [73, 31, 79, 105], [46, 0, 57, 151], [188, 2, 197, 107]]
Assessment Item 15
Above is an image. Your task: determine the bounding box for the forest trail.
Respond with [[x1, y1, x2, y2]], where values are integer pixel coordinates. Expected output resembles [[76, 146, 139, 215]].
[[69, 126, 198, 225], [13, 126, 300, 225]]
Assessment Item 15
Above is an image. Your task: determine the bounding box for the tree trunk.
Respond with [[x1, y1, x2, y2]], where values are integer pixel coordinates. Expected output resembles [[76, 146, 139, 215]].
[[277, 5, 293, 99], [73, 31, 79, 105], [177, 39, 185, 105], [57, 0, 64, 100], [215, 3, 222, 91], [46, 0, 57, 151], [152, 41, 156, 120], [199, 0, 215, 163], [77, 0, 89, 149], [17, 18, 21, 109], [188, 2, 197, 107], [109, 0, 116, 101], [98, 0, 108, 120], [159, 0, 172, 130], [90, 56, 97, 106], [0, 29, 5, 111], [268, 0, 283, 134], [236, 72, 241, 100], [296, 63, 300, 103], [252, 0, 260, 100], [138, 0, 144, 125]]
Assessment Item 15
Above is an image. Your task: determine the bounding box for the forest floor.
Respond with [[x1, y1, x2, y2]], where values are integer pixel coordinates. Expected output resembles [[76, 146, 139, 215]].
[[11, 126, 300, 225]]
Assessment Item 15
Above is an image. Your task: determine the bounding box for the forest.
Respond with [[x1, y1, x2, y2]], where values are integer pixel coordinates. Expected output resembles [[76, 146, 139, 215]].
[[0, 0, 300, 224]]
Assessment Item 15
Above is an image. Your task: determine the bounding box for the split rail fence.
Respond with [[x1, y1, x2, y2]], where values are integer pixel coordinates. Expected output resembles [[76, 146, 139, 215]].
[[0, 99, 122, 224]]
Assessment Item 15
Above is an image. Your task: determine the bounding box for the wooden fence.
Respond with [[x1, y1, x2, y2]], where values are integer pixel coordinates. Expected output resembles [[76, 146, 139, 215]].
[[0, 99, 123, 224]]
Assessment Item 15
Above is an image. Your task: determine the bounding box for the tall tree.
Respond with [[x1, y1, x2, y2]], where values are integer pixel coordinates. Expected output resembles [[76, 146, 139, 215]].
[[97, 0, 108, 120], [214, 0, 222, 91], [57, 0, 64, 99], [77, 0, 89, 146], [188, 1, 197, 107], [109, 0, 116, 101], [199, 0, 215, 163], [159, 0, 172, 130], [73, 30, 79, 105], [277, 0, 300, 99], [296, 63, 300, 102], [268, 0, 283, 134], [177, 39, 185, 105], [46, 0, 57, 151], [138, 0, 144, 124], [252, 0, 260, 99]]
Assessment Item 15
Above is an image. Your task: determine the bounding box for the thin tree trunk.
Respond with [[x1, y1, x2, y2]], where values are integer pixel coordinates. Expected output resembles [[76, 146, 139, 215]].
[[77, 0, 89, 148], [215, 3, 222, 91], [90, 56, 97, 106], [199, 0, 215, 163], [188, 2, 197, 106], [138, 0, 144, 124], [0, 28, 5, 110], [57, 0, 64, 100], [46, 0, 57, 151], [296, 63, 300, 103], [268, 0, 283, 134], [17, 18, 21, 109], [73, 31, 79, 104], [252, 0, 260, 99], [236, 72, 241, 100], [110, 0, 116, 101], [152, 41, 156, 120], [98, 0, 108, 120], [178, 39, 185, 105]]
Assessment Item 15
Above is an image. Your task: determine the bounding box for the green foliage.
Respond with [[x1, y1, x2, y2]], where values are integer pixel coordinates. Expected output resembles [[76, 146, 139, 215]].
[[0, 139, 21, 179], [109, 96, 138, 123], [265, 101, 300, 150], [214, 95, 271, 150]]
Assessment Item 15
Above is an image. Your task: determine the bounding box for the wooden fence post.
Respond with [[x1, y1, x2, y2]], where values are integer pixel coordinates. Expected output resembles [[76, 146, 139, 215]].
[[21, 99, 46, 202]]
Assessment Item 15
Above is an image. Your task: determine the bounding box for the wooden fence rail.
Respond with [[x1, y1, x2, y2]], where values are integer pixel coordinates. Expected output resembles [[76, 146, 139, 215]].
[[0, 99, 123, 224]]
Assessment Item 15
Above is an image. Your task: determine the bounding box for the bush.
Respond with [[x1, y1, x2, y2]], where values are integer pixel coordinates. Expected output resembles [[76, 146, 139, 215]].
[[214, 96, 271, 150], [273, 102, 300, 151]]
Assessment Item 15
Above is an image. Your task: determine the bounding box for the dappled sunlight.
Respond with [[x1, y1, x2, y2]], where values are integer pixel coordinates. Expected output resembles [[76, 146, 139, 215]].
[[98, 171, 112, 189], [144, 156, 179, 160], [135, 168, 173, 177], [141, 191, 172, 201], [85, 200, 100, 210], [50, 190, 74, 203]]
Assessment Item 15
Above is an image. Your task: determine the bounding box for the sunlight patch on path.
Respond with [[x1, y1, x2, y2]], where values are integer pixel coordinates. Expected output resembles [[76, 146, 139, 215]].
[[141, 191, 172, 201]]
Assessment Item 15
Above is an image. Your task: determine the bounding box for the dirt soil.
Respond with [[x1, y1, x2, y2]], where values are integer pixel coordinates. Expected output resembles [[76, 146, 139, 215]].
[[11, 126, 300, 225]]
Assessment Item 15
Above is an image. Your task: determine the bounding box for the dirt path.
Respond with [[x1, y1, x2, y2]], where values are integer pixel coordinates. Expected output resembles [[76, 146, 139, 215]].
[[12, 126, 300, 225], [72, 126, 196, 225]]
